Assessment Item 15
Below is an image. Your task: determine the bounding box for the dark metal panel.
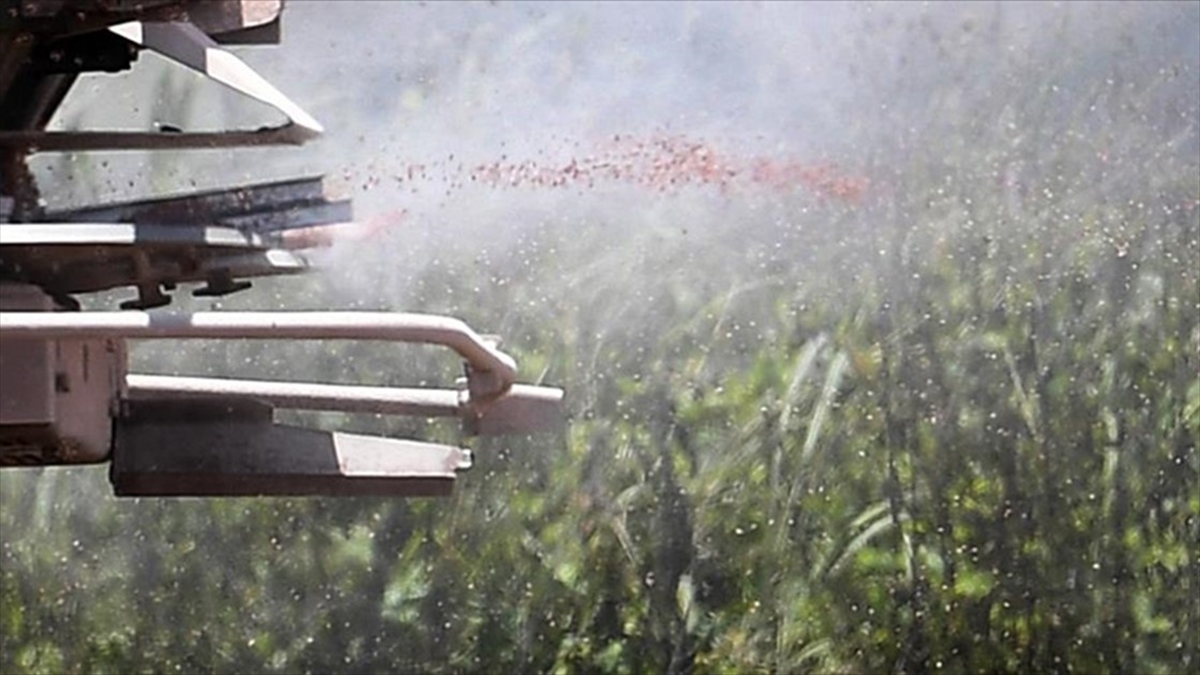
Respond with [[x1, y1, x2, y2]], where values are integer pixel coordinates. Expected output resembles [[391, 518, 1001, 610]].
[[41, 176, 344, 227], [25, 31, 138, 76], [112, 398, 470, 497]]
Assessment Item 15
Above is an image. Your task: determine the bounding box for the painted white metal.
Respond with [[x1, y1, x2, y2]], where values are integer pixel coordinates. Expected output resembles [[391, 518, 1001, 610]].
[[0, 311, 519, 396], [0, 285, 123, 463]]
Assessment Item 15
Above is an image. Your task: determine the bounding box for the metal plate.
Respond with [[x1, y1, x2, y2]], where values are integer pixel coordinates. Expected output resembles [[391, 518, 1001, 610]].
[[0, 222, 306, 295], [42, 175, 350, 234], [112, 398, 473, 497]]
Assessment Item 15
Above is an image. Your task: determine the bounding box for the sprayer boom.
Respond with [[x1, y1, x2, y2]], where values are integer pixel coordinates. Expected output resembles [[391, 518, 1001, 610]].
[[0, 297, 563, 496], [0, 1, 564, 496]]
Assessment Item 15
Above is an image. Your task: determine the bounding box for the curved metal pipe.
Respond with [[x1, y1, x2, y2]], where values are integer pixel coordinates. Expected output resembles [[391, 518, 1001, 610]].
[[0, 311, 518, 395]]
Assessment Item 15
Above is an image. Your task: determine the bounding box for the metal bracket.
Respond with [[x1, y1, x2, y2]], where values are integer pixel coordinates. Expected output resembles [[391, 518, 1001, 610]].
[[0, 18, 322, 152], [117, 250, 172, 310], [119, 283, 171, 310], [193, 269, 252, 297]]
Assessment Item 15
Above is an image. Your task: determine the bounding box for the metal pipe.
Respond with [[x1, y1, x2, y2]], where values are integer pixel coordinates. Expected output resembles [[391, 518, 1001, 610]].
[[0, 312, 518, 393], [125, 374, 463, 418]]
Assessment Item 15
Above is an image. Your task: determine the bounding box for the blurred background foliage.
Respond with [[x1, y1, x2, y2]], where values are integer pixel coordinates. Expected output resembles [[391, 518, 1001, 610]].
[[2, 2, 1199, 674]]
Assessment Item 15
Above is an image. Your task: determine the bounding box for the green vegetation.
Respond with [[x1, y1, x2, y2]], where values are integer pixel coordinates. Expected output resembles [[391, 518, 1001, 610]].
[[2, 3, 1197, 674]]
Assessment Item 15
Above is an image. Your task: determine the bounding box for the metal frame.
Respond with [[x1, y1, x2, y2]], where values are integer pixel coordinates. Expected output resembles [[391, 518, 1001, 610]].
[[0, 311, 520, 397], [1, 176, 354, 307], [1, 306, 564, 493], [42, 175, 351, 233], [0, 2, 566, 496], [111, 397, 474, 497]]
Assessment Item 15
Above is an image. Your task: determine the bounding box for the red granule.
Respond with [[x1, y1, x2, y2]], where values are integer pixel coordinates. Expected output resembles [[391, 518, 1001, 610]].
[[384, 133, 867, 202], [318, 133, 870, 244]]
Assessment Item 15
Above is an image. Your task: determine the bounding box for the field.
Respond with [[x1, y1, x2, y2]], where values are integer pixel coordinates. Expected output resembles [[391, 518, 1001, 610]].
[[2, 3, 1198, 673]]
